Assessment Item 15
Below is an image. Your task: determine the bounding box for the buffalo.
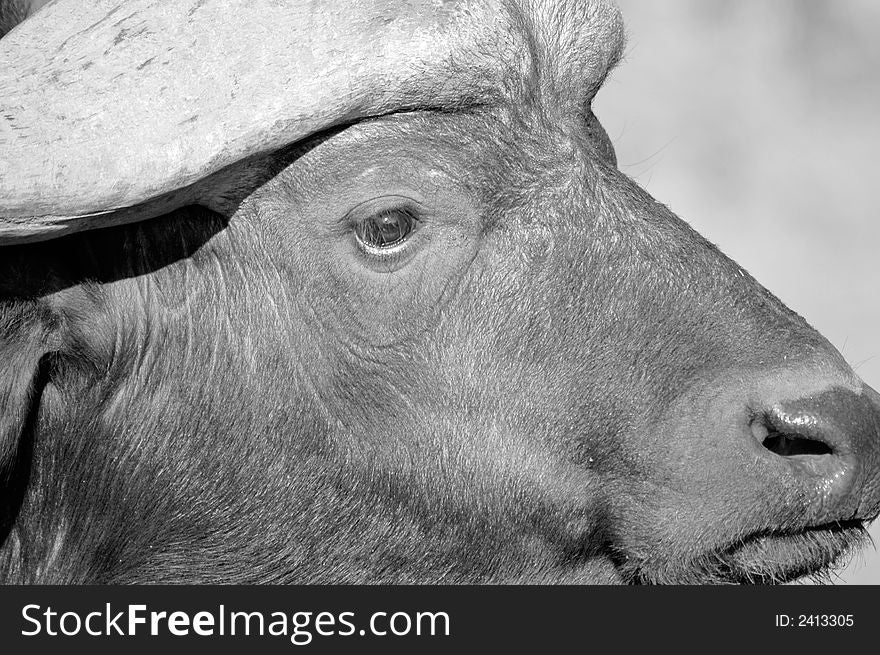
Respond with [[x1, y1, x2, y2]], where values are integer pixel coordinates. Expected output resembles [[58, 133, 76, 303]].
[[1, 0, 878, 584], [0, 0, 46, 38]]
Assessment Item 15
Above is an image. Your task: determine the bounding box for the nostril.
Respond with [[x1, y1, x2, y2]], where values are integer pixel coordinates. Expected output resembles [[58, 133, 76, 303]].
[[742, 386, 880, 524], [761, 431, 833, 457], [751, 418, 834, 458]]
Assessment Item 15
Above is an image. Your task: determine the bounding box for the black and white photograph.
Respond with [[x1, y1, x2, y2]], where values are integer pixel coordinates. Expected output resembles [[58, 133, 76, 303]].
[[0, 0, 878, 648]]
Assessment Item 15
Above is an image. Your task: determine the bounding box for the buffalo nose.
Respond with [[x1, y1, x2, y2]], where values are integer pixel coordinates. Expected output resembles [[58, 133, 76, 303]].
[[751, 385, 880, 522]]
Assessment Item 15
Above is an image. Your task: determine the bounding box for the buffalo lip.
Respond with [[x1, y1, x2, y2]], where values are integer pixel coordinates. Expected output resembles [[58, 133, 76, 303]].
[[625, 520, 870, 584], [715, 520, 868, 584]]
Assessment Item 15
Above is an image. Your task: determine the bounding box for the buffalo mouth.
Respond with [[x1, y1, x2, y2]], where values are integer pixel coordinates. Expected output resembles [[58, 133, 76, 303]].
[[715, 520, 870, 584], [629, 520, 870, 584]]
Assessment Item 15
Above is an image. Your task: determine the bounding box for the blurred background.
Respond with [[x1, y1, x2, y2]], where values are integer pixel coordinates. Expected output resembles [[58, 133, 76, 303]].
[[595, 0, 879, 584]]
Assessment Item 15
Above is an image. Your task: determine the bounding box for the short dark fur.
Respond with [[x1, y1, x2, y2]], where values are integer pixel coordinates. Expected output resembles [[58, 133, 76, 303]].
[[0, 0, 34, 38], [1, 1, 878, 584]]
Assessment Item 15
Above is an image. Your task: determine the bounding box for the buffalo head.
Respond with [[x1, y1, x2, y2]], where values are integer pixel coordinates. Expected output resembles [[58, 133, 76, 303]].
[[1, 0, 878, 584]]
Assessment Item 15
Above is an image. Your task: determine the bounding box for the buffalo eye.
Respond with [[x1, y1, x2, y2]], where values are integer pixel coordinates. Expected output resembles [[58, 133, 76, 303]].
[[355, 208, 417, 250]]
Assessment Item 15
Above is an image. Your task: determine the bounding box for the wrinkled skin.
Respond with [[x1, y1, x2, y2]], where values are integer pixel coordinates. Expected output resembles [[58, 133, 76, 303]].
[[1, 1, 879, 584]]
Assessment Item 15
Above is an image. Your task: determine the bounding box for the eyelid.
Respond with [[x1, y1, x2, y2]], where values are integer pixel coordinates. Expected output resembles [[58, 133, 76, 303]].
[[371, 205, 420, 224], [345, 195, 426, 225], [354, 225, 419, 273]]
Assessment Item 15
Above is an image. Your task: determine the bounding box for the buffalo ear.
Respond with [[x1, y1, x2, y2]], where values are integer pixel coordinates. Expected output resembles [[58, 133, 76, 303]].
[[0, 301, 54, 538]]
